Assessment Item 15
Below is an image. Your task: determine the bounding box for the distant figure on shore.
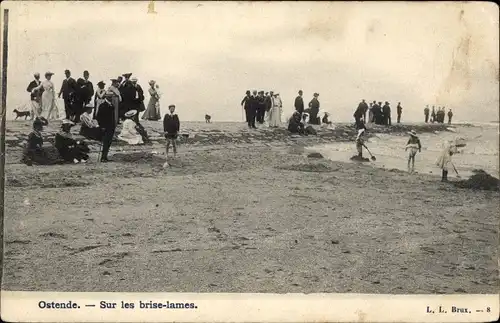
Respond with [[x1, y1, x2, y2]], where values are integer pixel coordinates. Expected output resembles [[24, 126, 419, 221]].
[[58, 70, 77, 121], [163, 104, 180, 167], [322, 112, 332, 126], [96, 94, 116, 162], [21, 117, 58, 166], [383, 101, 391, 126], [431, 106, 436, 123], [447, 109, 453, 124], [241, 90, 251, 125], [396, 102, 402, 123], [27, 73, 42, 119], [437, 107, 445, 123], [405, 130, 422, 174], [55, 120, 90, 164], [256, 91, 266, 124], [371, 101, 382, 125], [264, 92, 272, 124], [294, 90, 304, 116], [368, 102, 373, 123], [424, 105, 430, 123], [142, 80, 161, 121], [118, 110, 144, 145], [287, 111, 305, 135], [94, 81, 107, 118], [308, 93, 320, 125], [269, 92, 282, 127], [205, 114, 212, 123], [37, 72, 59, 120]]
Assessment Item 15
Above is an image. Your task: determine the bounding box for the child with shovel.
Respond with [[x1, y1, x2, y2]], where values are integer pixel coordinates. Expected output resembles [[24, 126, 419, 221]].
[[436, 139, 461, 182]]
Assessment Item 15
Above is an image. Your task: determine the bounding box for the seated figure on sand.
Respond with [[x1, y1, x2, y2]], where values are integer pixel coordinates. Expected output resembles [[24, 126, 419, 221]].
[[405, 130, 422, 174], [80, 104, 103, 141], [118, 110, 144, 145], [55, 120, 90, 164], [21, 117, 60, 166], [287, 111, 305, 135]]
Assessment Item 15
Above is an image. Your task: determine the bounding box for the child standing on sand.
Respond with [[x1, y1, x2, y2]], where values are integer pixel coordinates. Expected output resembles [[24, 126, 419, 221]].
[[163, 104, 180, 168], [405, 130, 422, 173]]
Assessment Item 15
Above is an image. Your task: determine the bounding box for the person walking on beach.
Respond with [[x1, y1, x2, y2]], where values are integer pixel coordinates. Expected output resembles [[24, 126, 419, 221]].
[[27, 73, 43, 119], [396, 102, 402, 123], [447, 109, 453, 124], [405, 130, 421, 174], [424, 105, 430, 123], [58, 69, 77, 121], [142, 80, 161, 121], [294, 90, 304, 116], [163, 104, 180, 168]]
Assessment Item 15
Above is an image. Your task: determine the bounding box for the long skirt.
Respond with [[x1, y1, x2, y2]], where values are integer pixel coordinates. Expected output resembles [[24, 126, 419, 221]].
[[142, 98, 161, 121]]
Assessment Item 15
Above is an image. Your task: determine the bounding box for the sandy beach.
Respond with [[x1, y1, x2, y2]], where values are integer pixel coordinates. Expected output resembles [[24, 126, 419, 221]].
[[2, 120, 498, 294]]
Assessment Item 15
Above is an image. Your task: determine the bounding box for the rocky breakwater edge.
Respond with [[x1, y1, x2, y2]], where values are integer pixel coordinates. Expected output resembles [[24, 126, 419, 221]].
[[3, 120, 453, 165]]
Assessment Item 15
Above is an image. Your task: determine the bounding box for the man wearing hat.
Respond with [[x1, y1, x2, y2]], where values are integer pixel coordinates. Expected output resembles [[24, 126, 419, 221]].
[[58, 69, 78, 121], [294, 90, 304, 117], [27, 72, 43, 119], [240, 90, 252, 124], [119, 73, 136, 120], [256, 91, 266, 124], [382, 101, 391, 126], [130, 77, 145, 122], [308, 93, 320, 125], [74, 70, 94, 123], [96, 94, 117, 162]]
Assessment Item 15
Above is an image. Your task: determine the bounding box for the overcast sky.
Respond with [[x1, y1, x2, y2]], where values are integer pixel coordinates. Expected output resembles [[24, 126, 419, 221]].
[[2, 1, 499, 122]]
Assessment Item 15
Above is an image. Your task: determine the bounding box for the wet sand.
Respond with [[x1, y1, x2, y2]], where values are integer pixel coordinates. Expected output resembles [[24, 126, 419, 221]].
[[2, 121, 498, 293]]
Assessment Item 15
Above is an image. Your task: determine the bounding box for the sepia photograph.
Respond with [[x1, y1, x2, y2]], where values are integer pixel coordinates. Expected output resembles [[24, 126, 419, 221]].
[[0, 1, 499, 320]]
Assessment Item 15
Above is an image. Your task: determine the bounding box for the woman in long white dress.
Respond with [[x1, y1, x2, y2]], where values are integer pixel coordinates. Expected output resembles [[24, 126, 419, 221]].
[[268, 93, 282, 127], [35, 72, 59, 120]]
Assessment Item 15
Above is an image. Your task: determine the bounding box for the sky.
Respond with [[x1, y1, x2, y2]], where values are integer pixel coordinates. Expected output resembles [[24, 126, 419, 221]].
[[1, 1, 499, 122]]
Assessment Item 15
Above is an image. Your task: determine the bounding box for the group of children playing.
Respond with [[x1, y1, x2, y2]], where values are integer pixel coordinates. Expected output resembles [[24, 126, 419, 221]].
[[355, 124, 463, 182]]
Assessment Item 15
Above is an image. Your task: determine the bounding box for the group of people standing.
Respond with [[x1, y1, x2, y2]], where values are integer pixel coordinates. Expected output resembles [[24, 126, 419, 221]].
[[241, 90, 283, 128], [26, 70, 163, 124], [423, 105, 453, 124]]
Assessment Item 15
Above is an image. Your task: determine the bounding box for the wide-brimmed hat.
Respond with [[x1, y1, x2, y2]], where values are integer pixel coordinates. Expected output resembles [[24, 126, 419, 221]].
[[124, 110, 137, 118], [168, 104, 176, 108], [408, 130, 417, 137], [149, 80, 156, 86], [62, 119, 75, 126], [45, 72, 54, 76], [122, 73, 132, 78]]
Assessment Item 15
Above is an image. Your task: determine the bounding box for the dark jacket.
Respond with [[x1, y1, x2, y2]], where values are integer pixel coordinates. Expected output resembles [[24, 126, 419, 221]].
[[309, 98, 320, 110], [133, 84, 145, 112], [76, 78, 94, 104], [27, 80, 42, 101], [96, 100, 116, 129], [264, 95, 272, 111], [59, 77, 77, 100], [163, 113, 180, 134], [241, 95, 251, 110], [294, 96, 304, 113], [397, 105, 402, 115]]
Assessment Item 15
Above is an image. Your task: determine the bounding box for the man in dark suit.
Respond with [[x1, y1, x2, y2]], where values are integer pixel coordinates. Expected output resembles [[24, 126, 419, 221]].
[[294, 90, 304, 116], [241, 90, 251, 123], [27, 72, 42, 119], [96, 93, 117, 162], [382, 101, 391, 126], [119, 73, 135, 119], [75, 70, 94, 123], [308, 93, 320, 125], [248, 90, 258, 129], [58, 69, 77, 121], [256, 91, 266, 124]]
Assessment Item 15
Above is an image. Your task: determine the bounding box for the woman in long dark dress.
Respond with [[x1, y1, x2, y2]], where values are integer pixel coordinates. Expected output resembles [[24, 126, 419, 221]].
[[21, 117, 60, 166]]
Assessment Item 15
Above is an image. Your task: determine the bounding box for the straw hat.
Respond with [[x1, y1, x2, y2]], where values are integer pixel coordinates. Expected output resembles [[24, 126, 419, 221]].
[[408, 130, 417, 137], [124, 110, 137, 118]]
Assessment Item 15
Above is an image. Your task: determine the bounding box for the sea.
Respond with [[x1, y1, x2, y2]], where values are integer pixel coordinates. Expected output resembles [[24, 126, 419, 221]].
[[307, 122, 499, 179]]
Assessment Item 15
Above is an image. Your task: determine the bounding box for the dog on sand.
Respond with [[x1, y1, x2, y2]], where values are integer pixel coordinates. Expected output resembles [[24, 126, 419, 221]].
[[13, 109, 31, 120]]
